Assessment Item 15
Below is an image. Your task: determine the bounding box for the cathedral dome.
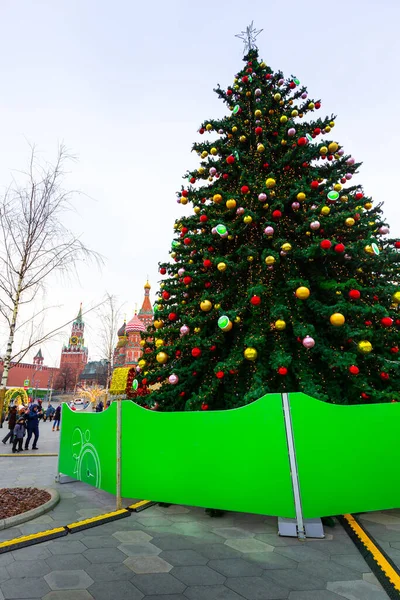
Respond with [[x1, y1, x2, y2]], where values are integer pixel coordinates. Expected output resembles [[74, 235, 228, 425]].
[[126, 314, 146, 333], [144, 281, 151, 290], [117, 321, 126, 337]]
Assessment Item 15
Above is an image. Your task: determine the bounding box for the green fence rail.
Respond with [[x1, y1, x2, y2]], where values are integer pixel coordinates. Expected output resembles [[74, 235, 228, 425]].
[[58, 393, 400, 519]]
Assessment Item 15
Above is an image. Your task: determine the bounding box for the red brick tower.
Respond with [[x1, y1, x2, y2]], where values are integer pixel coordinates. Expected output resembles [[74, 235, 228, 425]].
[[56, 305, 88, 391]]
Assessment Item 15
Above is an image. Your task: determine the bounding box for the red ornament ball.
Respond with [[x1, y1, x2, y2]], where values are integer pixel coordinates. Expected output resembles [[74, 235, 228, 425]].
[[184, 237, 192, 245], [348, 289, 361, 300], [355, 191, 364, 200], [226, 155, 235, 165], [395, 241, 400, 249], [183, 276, 192, 285], [204, 282, 211, 288], [242, 75, 249, 83], [216, 370, 225, 379], [199, 128, 205, 134], [160, 267, 166, 275], [203, 259, 212, 268], [298, 137, 308, 146], [320, 239, 332, 250], [241, 185, 250, 194], [201, 403, 208, 410], [191, 347, 202, 358], [179, 392, 185, 397], [175, 350, 181, 358], [391, 347, 399, 354], [381, 317, 393, 327], [210, 345, 216, 352], [314, 127, 321, 135], [181, 227, 188, 234], [181, 190, 188, 197], [334, 243, 345, 253], [263, 163, 270, 169], [365, 320, 372, 326], [162, 291, 170, 300], [272, 210, 282, 220], [168, 312, 177, 321], [190, 177, 196, 184], [200, 215, 208, 223], [311, 181, 319, 189], [227, 89, 233, 96], [289, 81, 296, 89], [315, 102, 321, 109], [255, 127, 263, 135], [361, 392, 370, 400], [250, 295, 261, 306], [222, 173, 228, 180], [265, 73, 272, 80], [278, 367, 288, 376], [381, 372, 390, 381], [349, 365, 359, 375]]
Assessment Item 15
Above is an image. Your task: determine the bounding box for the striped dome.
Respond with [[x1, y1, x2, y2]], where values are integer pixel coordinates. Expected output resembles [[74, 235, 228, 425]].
[[125, 314, 146, 333]]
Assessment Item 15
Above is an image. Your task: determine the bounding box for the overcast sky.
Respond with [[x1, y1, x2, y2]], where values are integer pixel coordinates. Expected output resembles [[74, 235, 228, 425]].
[[0, 0, 399, 367]]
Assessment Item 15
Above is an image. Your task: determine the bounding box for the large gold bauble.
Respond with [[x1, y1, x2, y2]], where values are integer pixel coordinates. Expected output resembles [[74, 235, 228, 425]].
[[154, 320, 163, 329], [280, 115, 288, 123], [364, 245, 373, 255], [254, 109, 262, 117], [205, 123, 212, 131], [328, 142, 338, 153], [244, 347, 258, 361], [357, 340, 373, 354], [321, 206, 330, 215], [320, 146, 328, 155], [265, 255, 275, 265], [295, 286, 310, 300], [155, 339, 164, 348], [232, 126, 238, 133], [257, 144, 265, 153], [275, 319, 286, 330], [222, 321, 233, 332], [364, 202, 372, 210], [281, 243, 292, 252], [213, 194, 222, 204], [334, 183, 342, 191], [210, 147, 217, 155], [194, 327, 201, 333], [200, 300, 212, 312], [239, 135, 247, 142], [392, 291, 400, 304], [330, 313, 345, 326], [156, 352, 168, 364], [226, 199, 236, 209], [297, 192, 306, 201], [138, 359, 146, 369], [345, 218, 355, 227], [201, 151, 208, 158], [217, 262, 227, 272], [266, 178, 276, 188], [194, 206, 200, 214], [243, 215, 252, 224]]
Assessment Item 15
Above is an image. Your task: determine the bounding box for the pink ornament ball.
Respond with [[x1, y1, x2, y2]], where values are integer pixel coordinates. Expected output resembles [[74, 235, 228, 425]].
[[178, 268, 185, 276], [264, 226, 274, 235], [267, 265, 274, 270], [346, 157, 355, 166], [301, 92, 308, 99], [258, 193, 267, 202], [280, 251, 287, 257], [255, 88, 262, 96], [288, 128, 296, 137], [218, 129, 224, 134], [379, 226, 390, 234], [292, 202, 300, 210], [176, 198, 181, 204], [209, 167, 217, 176], [345, 173, 352, 180], [169, 374, 179, 385], [255, 98, 261, 103], [302, 336, 315, 349], [338, 149, 344, 156], [212, 227, 217, 235], [136, 366, 141, 372], [310, 220, 320, 230], [180, 325, 190, 336], [236, 207, 245, 215], [278, 78, 284, 85]]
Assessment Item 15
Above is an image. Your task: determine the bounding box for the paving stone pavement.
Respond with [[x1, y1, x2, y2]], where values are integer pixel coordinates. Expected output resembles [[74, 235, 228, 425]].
[[359, 508, 400, 572], [0, 421, 392, 599]]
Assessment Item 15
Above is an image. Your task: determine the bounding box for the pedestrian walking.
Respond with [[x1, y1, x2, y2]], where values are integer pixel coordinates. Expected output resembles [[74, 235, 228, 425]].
[[12, 418, 26, 453], [52, 405, 61, 431], [96, 400, 104, 413], [2, 406, 17, 444], [25, 405, 42, 450], [44, 403, 55, 422]]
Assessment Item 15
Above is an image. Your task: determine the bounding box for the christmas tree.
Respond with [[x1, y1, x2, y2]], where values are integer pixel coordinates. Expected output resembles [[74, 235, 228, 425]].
[[135, 27, 400, 410]]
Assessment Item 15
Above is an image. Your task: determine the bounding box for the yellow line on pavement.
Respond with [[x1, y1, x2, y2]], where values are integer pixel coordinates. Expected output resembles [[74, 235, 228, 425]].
[[0, 453, 58, 457]]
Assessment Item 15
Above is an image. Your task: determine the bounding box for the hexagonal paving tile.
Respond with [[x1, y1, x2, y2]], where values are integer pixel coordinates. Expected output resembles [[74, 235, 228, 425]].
[[208, 558, 263, 577], [171, 565, 225, 586], [327, 579, 388, 599], [0, 576, 50, 599], [213, 527, 255, 539], [113, 530, 152, 543], [157, 505, 190, 515], [224, 538, 274, 553], [184, 585, 245, 600], [6, 559, 51, 579], [85, 563, 133, 582], [136, 516, 174, 527], [160, 549, 208, 566], [118, 542, 161, 557], [43, 592, 94, 600], [124, 555, 172, 573], [48, 540, 87, 555], [225, 575, 289, 599], [83, 547, 127, 563], [46, 554, 91, 572], [44, 570, 94, 591], [80, 535, 120, 549], [11, 545, 52, 561], [87, 581, 144, 600], [133, 573, 185, 596]]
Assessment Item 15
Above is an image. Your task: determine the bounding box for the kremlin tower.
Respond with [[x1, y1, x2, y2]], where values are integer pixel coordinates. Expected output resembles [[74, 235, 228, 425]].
[[113, 282, 153, 369], [56, 305, 88, 391]]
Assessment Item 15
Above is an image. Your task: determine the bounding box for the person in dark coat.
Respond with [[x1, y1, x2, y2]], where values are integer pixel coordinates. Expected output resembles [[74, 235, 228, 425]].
[[12, 418, 26, 453], [52, 405, 61, 431], [25, 405, 42, 450], [96, 400, 104, 413], [2, 407, 17, 444]]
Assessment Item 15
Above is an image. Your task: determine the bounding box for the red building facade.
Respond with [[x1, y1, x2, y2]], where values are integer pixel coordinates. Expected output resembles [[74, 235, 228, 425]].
[[0, 348, 58, 392], [55, 305, 88, 391]]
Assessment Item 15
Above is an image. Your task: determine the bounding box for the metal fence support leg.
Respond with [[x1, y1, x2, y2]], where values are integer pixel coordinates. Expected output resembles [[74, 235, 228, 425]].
[[116, 398, 122, 510], [281, 393, 306, 540]]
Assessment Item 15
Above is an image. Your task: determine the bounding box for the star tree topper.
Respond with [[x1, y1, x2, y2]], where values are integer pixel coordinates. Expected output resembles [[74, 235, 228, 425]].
[[235, 22, 263, 53]]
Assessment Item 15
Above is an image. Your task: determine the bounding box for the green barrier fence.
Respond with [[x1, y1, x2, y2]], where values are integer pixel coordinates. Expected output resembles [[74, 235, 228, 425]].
[[58, 393, 400, 519]]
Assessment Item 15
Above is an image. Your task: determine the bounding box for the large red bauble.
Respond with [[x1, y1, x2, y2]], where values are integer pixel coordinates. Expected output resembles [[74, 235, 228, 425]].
[[250, 295, 261, 306], [373, 295, 379, 302], [183, 276, 192, 285], [203, 259, 212, 268], [265, 73, 272, 79], [180, 392, 185, 397], [142, 378, 147, 385], [208, 246, 214, 252], [320, 240, 332, 250], [200, 215, 208, 222], [365, 320, 372, 326], [227, 89, 233, 96], [145, 347, 151, 354], [160, 267, 166, 275], [181, 190, 188, 197], [278, 367, 288, 375], [349, 365, 359, 375], [298, 137, 308, 146], [391, 346, 399, 353], [162, 291, 170, 300], [311, 181, 319, 189], [361, 392, 370, 400], [183, 237, 192, 245], [201, 403, 208, 410], [175, 350, 181, 358], [216, 370, 225, 379], [395, 241, 400, 249], [204, 282, 211, 288], [226, 155, 235, 165], [334, 243, 345, 253], [168, 312, 177, 321], [199, 128, 205, 134], [181, 227, 188, 234], [190, 177, 196, 184], [255, 127, 263, 135], [272, 210, 282, 219], [241, 185, 250, 194], [381, 317, 393, 327], [222, 173, 228, 180], [315, 102, 321, 109], [289, 81, 296, 89], [381, 372, 390, 380], [192, 347, 201, 358], [348, 289, 361, 300], [210, 345, 216, 352], [314, 127, 321, 135], [355, 191, 363, 200], [263, 162, 270, 169], [242, 75, 249, 83]]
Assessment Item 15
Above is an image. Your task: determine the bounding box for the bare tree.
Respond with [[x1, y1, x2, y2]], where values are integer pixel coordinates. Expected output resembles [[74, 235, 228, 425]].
[[97, 293, 123, 394], [0, 145, 101, 414]]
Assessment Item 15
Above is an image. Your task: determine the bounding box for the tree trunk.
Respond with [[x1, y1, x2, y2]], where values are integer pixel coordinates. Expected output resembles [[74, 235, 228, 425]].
[[0, 275, 23, 416]]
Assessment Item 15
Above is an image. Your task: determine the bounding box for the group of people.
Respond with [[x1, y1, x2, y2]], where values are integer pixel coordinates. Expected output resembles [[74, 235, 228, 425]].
[[1, 401, 61, 453]]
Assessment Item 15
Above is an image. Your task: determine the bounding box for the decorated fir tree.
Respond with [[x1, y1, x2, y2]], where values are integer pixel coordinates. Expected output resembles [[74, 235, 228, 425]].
[[134, 30, 400, 410]]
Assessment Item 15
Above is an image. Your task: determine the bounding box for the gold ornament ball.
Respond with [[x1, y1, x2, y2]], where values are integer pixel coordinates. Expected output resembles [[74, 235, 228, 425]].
[[233, 85, 239, 90], [188, 259, 193, 264], [180, 197, 188, 205], [321, 206, 330, 215], [194, 206, 200, 214], [340, 195, 348, 203], [239, 135, 247, 143], [325, 125, 331, 132], [257, 144, 265, 153], [274, 93, 281, 101], [275, 319, 286, 330], [330, 313, 345, 326], [194, 327, 201, 333], [368, 221, 375, 227], [392, 291, 400, 304], [345, 218, 355, 227], [262, 203, 269, 210], [244, 119, 249, 125], [260, 61, 266, 68], [280, 115, 288, 123], [228, 235, 234, 240], [265, 255, 275, 265], [200, 300, 212, 312], [210, 147, 217, 155], [243, 215, 253, 224], [222, 321, 233, 332], [232, 126, 238, 133], [170, 252, 176, 258], [154, 319, 163, 329], [306, 231, 311, 236], [217, 262, 227, 272], [281, 243, 292, 252], [255, 109, 262, 117], [269, 109, 274, 115], [205, 123, 212, 131], [234, 316, 241, 323], [364, 245, 373, 254], [266, 177, 276, 188], [226, 199, 236, 209], [198, 166, 205, 174], [295, 286, 310, 300], [138, 359, 146, 369], [291, 109, 298, 117], [213, 194, 222, 204], [201, 151, 208, 158], [269, 190, 276, 197], [155, 339, 164, 348], [181, 300, 186, 305], [357, 340, 373, 354], [364, 202, 372, 210], [244, 347, 258, 361], [140, 340, 146, 347], [320, 146, 328, 155], [308, 102, 315, 109], [328, 142, 338, 153], [297, 192, 306, 201], [334, 183, 342, 192], [246, 91, 251, 97], [156, 352, 168, 364], [281, 140, 287, 146]]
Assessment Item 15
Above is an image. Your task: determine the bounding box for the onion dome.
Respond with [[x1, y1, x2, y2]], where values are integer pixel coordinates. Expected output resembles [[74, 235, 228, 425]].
[[126, 314, 146, 333], [144, 280, 151, 289], [117, 321, 126, 337]]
